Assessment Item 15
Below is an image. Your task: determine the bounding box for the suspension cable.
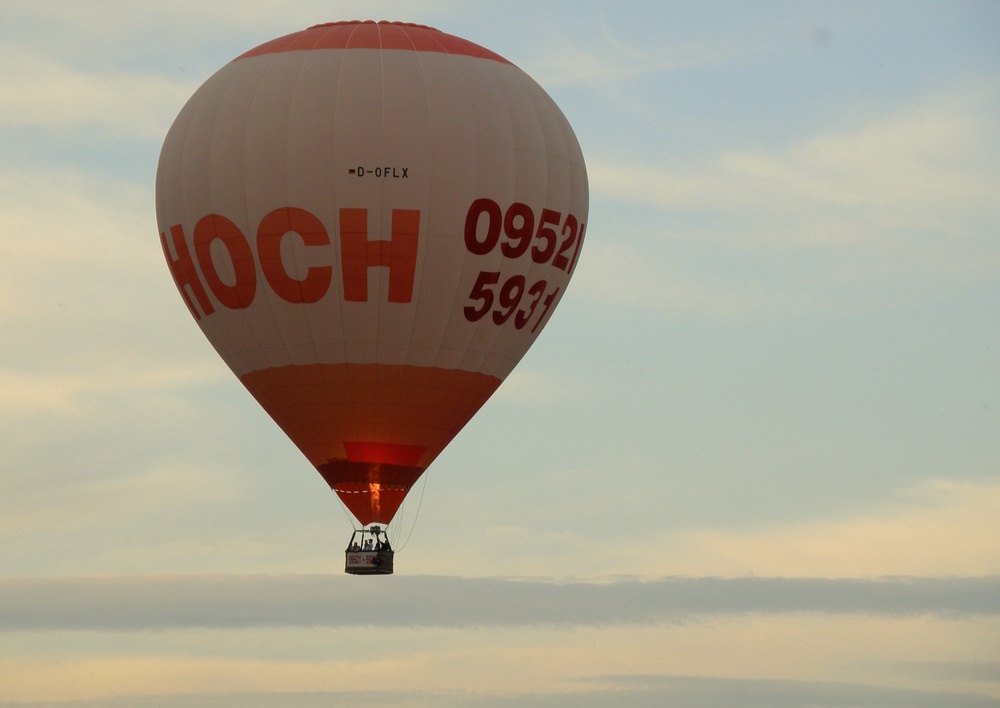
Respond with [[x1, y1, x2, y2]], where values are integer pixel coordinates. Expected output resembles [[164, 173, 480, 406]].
[[393, 470, 428, 552], [336, 490, 359, 533]]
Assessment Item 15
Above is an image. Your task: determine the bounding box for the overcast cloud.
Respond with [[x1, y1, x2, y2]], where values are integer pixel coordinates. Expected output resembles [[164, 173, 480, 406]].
[[0, 574, 996, 631]]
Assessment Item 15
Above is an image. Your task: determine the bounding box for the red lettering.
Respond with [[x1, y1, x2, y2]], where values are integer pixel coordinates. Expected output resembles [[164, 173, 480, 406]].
[[160, 224, 214, 321], [501, 202, 534, 259], [464, 198, 583, 273], [193, 214, 256, 310], [464, 272, 556, 332], [532, 209, 560, 264], [464, 198, 501, 255], [552, 214, 577, 271], [340, 208, 419, 303], [257, 207, 332, 304], [532, 286, 560, 334], [162, 205, 422, 316]]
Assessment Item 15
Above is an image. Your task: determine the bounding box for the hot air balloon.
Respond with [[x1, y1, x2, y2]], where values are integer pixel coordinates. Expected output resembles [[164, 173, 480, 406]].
[[155, 20, 588, 574]]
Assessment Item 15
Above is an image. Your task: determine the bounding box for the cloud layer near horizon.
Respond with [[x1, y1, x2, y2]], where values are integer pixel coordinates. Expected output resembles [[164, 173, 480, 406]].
[[1, 574, 997, 631]]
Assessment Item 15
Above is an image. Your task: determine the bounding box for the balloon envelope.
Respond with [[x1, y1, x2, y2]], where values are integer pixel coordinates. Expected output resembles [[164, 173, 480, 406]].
[[156, 21, 588, 526]]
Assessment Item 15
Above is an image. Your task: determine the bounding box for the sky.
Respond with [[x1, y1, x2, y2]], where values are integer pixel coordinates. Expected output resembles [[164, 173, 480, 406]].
[[1, 0, 998, 705]]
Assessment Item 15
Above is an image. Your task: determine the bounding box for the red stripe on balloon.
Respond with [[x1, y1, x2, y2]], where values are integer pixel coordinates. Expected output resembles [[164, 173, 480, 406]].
[[343, 441, 426, 466], [235, 20, 512, 64]]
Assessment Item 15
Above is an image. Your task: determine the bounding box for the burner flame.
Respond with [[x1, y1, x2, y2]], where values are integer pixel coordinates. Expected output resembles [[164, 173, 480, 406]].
[[368, 465, 382, 518]]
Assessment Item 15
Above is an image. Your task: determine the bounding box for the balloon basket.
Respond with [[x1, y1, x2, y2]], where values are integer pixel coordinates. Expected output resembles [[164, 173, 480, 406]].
[[344, 526, 394, 575]]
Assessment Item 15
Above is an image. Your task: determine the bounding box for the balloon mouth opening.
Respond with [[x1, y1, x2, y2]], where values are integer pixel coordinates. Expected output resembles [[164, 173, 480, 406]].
[[317, 459, 425, 526]]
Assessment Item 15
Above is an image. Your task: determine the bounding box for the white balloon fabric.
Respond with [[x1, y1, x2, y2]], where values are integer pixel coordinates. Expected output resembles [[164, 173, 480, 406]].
[[156, 21, 588, 525]]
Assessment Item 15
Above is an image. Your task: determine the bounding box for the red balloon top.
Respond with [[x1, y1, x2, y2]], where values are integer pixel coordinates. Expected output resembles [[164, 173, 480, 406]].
[[235, 20, 512, 64]]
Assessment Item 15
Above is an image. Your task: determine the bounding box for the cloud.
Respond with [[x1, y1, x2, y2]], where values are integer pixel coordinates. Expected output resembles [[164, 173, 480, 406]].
[[492, 368, 588, 405], [0, 165, 161, 328], [517, 479, 1000, 581], [3, 613, 997, 705], [563, 675, 1000, 708], [0, 160, 223, 401], [0, 463, 235, 540], [0, 2, 450, 141], [580, 82, 1000, 314], [0, 44, 192, 139], [591, 81, 1000, 243], [2, 1, 457, 67], [570, 239, 806, 316], [658, 479, 1000, 578], [0, 363, 221, 418], [595, 106, 1000, 317], [531, 30, 735, 90], [0, 571, 997, 704], [0, 574, 995, 632], [422, 478, 1000, 581], [2, 678, 997, 708]]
